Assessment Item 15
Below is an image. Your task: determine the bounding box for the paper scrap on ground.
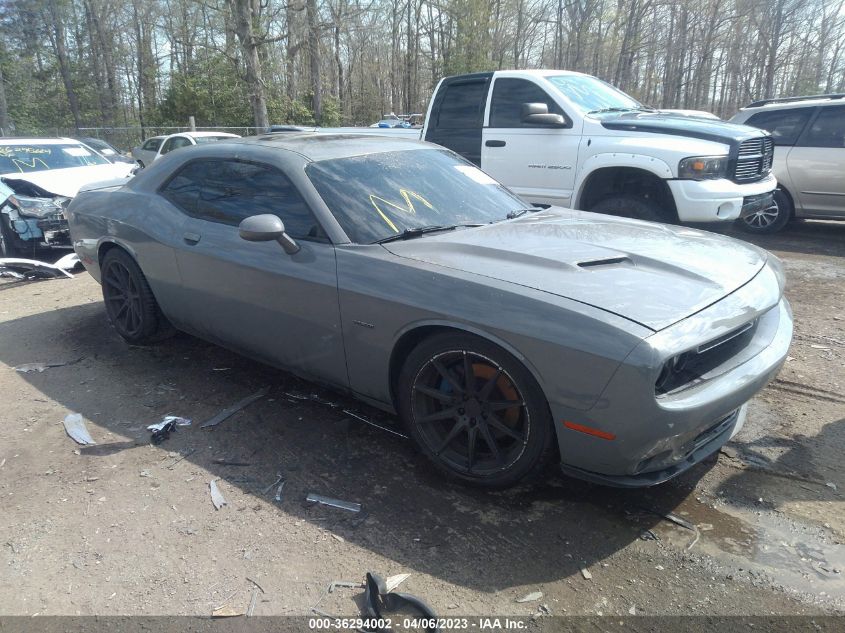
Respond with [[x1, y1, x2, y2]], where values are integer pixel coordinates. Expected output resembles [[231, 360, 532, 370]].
[[63, 413, 96, 445], [209, 479, 227, 509]]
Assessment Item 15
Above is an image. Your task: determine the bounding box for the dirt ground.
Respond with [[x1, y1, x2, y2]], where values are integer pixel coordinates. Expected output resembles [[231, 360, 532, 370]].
[[0, 219, 843, 619]]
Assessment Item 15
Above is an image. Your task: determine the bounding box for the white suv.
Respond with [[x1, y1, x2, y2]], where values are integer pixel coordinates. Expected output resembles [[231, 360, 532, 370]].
[[731, 94, 845, 233]]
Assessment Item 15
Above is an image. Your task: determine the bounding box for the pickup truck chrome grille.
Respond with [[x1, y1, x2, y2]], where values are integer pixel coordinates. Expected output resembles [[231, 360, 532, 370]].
[[733, 137, 774, 183]]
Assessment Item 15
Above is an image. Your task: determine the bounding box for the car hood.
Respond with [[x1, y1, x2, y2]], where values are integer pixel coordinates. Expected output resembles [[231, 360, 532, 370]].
[[382, 208, 768, 331], [1, 162, 134, 198], [598, 111, 766, 144]]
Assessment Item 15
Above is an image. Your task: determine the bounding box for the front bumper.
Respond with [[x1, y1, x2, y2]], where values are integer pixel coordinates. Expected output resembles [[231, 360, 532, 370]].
[[550, 263, 792, 487], [10, 215, 71, 247], [667, 174, 777, 222]]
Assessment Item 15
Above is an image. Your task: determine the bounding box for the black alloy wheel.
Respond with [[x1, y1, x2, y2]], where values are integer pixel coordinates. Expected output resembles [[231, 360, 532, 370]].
[[399, 333, 555, 487], [100, 248, 174, 344]]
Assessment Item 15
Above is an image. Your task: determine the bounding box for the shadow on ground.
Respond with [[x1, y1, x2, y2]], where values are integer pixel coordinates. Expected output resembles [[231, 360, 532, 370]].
[[0, 299, 714, 593]]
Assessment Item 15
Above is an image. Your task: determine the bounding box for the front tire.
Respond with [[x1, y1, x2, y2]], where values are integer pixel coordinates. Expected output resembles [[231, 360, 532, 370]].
[[398, 332, 556, 488], [0, 216, 34, 258], [738, 189, 792, 234], [101, 248, 174, 344], [590, 195, 668, 223]]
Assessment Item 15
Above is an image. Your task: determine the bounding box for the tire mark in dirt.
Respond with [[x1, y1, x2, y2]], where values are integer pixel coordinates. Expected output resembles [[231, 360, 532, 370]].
[[768, 379, 845, 405]]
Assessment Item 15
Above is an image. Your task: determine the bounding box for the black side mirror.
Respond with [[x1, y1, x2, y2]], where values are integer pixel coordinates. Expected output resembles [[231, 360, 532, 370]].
[[239, 214, 300, 255], [521, 102, 567, 127]]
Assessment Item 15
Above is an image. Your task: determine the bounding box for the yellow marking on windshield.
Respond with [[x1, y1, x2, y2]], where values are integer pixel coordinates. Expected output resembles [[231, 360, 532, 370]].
[[369, 189, 435, 233], [12, 157, 50, 172]]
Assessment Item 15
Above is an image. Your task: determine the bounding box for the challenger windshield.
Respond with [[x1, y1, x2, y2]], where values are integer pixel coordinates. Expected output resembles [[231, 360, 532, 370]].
[[306, 149, 527, 244]]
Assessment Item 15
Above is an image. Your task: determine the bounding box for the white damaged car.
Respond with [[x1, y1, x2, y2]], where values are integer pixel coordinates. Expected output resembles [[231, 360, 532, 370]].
[[0, 137, 135, 256]]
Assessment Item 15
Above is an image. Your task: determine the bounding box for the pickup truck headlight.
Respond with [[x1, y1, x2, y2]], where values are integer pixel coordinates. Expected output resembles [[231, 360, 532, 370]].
[[12, 195, 66, 219], [678, 156, 728, 180]]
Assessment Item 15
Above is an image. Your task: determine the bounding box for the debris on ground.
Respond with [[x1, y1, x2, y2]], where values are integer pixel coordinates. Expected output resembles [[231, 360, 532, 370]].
[[342, 409, 409, 439], [274, 481, 286, 502], [639, 529, 659, 541], [246, 577, 264, 617], [211, 604, 244, 617], [62, 413, 96, 445], [364, 572, 438, 624], [516, 590, 543, 603], [200, 387, 270, 429], [385, 573, 411, 593], [306, 492, 361, 512], [53, 252, 82, 272], [261, 473, 283, 495], [209, 479, 227, 510], [147, 415, 191, 444], [580, 567, 592, 580], [14, 357, 81, 373], [0, 258, 74, 279]]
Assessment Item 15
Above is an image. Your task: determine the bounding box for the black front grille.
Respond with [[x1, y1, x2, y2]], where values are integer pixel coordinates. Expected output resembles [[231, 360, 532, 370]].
[[732, 137, 774, 183], [656, 319, 759, 395]]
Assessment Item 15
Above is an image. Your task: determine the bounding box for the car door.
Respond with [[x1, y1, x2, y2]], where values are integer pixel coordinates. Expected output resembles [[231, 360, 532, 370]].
[[162, 157, 347, 386], [788, 105, 845, 217], [157, 136, 192, 161], [481, 77, 581, 207]]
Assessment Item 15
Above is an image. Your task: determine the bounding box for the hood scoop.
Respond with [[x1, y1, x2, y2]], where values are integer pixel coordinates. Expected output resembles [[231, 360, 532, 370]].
[[577, 256, 632, 269]]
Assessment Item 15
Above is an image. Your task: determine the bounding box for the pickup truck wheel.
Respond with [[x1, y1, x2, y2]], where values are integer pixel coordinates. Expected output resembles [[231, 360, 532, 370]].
[[398, 332, 556, 488], [738, 189, 792, 234], [590, 195, 667, 223], [101, 249, 175, 344]]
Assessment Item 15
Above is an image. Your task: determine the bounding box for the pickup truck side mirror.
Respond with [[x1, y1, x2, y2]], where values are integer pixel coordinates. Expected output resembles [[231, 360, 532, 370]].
[[239, 214, 300, 255], [521, 102, 568, 128]]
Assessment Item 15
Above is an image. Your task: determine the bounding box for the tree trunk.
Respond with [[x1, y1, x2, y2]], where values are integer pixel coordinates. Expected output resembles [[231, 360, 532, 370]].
[[306, 0, 322, 122], [46, 0, 82, 131], [228, 0, 270, 129]]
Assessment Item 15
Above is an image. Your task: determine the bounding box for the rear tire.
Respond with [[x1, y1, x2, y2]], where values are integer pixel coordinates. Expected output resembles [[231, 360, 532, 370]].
[[101, 248, 175, 344], [738, 189, 792, 234], [398, 332, 556, 488], [590, 195, 668, 223]]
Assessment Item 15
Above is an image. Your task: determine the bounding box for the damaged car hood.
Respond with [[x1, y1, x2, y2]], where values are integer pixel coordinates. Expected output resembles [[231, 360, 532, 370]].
[[1, 162, 134, 198], [382, 208, 768, 331]]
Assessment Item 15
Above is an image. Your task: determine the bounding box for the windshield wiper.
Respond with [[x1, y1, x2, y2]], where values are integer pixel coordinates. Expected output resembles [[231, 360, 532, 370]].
[[587, 106, 639, 114], [375, 224, 482, 244], [505, 208, 536, 220]]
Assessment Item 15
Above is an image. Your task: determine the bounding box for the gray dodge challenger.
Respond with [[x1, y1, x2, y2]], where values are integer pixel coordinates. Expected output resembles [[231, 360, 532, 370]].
[[67, 134, 793, 488]]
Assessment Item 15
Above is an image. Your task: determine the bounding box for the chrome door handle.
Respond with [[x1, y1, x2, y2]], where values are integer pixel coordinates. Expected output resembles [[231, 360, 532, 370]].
[[183, 232, 201, 245]]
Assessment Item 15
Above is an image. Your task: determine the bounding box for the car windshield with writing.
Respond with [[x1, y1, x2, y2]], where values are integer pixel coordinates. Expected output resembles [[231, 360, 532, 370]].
[[0, 143, 110, 173], [305, 148, 527, 244]]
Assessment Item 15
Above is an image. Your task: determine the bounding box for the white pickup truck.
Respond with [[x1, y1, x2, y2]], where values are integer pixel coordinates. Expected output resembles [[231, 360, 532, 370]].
[[327, 70, 778, 224]]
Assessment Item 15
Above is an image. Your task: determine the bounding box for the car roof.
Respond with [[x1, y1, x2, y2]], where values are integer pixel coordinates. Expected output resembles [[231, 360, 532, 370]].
[[230, 132, 436, 162], [738, 94, 845, 112], [0, 137, 84, 145], [167, 131, 240, 139]]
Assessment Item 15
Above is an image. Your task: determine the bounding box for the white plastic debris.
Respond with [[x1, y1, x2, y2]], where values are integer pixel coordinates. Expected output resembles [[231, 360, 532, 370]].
[[209, 479, 227, 509], [54, 252, 81, 272], [63, 413, 96, 445], [827, 482, 838, 491], [147, 415, 192, 432], [516, 591, 543, 603], [580, 567, 592, 580], [385, 573, 411, 593], [0, 258, 73, 279], [14, 359, 78, 373]]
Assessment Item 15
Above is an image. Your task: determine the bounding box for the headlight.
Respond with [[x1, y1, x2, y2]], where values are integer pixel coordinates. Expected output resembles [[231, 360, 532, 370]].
[[13, 195, 65, 219], [678, 156, 728, 180]]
